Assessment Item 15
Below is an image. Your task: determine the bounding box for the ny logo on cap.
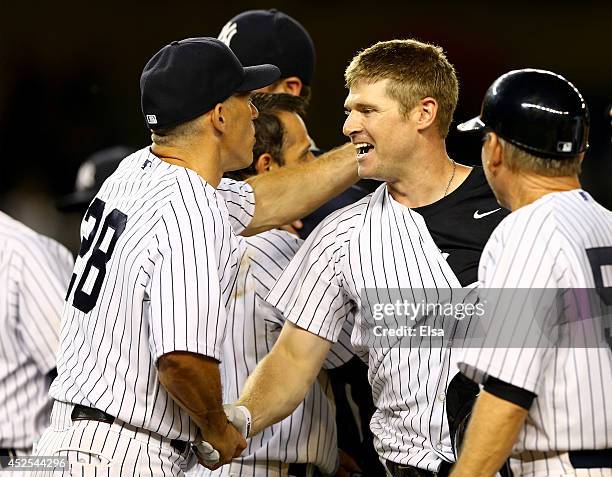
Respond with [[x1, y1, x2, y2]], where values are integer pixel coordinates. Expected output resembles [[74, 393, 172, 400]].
[[557, 141, 573, 153], [146, 114, 158, 125], [218, 21, 238, 46], [75, 162, 96, 191]]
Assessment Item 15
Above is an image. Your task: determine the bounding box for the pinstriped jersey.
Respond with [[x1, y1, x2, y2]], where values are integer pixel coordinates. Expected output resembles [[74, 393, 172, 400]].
[[0, 212, 74, 448], [194, 229, 356, 477], [266, 184, 463, 472], [49, 147, 255, 442], [459, 190, 612, 472]]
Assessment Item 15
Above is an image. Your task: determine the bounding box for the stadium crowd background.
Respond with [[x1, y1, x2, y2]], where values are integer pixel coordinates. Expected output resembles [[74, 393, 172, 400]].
[[1, 0, 611, 253]]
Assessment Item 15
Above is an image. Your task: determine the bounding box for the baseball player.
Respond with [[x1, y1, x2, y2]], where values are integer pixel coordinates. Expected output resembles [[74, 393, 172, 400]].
[[451, 70, 612, 477], [222, 39, 507, 477], [34, 38, 359, 477], [219, 12, 383, 474], [189, 93, 356, 477], [0, 211, 73, 462]]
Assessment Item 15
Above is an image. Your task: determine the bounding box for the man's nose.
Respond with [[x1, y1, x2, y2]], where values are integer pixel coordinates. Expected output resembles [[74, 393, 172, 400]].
[[342, 111, 361, 138]]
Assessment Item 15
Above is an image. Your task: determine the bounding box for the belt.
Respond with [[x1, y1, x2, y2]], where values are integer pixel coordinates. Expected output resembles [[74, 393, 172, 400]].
[[288, 463, 307, 477], [71, 404, 189, 454], [568, 449, 612, 469], [287, 463, 323, 477], [0, 449, 17, 469], [385, 459, 451, 477]]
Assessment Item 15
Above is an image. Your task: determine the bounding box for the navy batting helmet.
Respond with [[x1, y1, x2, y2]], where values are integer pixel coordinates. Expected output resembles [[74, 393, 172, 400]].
[[458, 69, 589, 159]]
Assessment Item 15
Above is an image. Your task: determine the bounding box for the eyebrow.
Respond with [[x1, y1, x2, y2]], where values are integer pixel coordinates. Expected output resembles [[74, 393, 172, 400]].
[[344, 101, 376, 111]]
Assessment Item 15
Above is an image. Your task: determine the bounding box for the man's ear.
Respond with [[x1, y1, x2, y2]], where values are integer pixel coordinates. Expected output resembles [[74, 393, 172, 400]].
[[254, 153, 276, 174], [414, 97, 438, 132], [484, 132, 504, 174], [211, 103, 227, 134], [279, 77, 303, 97]]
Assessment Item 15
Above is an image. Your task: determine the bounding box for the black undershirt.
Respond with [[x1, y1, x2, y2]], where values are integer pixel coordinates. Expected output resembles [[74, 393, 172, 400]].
[[413, 166, 509, 286], [484, 376, 537, 410]]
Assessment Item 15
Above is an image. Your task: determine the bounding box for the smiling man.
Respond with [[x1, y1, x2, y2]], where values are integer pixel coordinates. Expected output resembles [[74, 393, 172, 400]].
[[344, 51, 507, 286], [220, 39, 511, 477]]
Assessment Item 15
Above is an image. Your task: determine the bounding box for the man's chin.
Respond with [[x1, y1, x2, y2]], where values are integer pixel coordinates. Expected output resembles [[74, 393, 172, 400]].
[[357, 164, 383, 181], [226, 158, 253, 173]]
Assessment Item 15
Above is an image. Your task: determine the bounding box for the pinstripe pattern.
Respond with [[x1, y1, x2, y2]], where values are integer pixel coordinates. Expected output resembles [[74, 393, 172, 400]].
[[0, 212, 74, 448], [33, 401, 196, 476], [48, 147, 255, 446], [459, 190, 612, 476], [266, 184, 464, 472], [191, 229, 355, 477]]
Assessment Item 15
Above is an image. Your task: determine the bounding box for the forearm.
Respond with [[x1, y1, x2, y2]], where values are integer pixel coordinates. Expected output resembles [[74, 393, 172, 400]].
[[450, 390, 528, 477], [237, 323, 331, 435], [237, 348, 315, 435], [244, 143, 358, 235], [157, 351, 228, 437]]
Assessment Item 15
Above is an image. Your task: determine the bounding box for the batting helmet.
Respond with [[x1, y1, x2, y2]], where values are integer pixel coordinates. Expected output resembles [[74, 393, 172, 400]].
[[458, 69, 589, 159]]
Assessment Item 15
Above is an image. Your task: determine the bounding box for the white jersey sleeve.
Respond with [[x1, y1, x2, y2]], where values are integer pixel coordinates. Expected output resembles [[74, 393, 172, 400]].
[[17, 236, 74, 373], [321, 315, 356, 369], [217, 178, 255, 235], [250, 230, 356, 369], [459, 208, 562, 393], [266, 216, 354, 343], [148, 189, 230, 362]]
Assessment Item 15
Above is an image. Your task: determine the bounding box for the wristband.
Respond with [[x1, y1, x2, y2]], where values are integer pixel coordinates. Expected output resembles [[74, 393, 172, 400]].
[[236, 405, 252, 437]]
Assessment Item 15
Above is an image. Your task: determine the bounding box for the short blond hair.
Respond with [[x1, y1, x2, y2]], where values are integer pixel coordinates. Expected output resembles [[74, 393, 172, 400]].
[[345, 39, 459, 138], [500, 138, 582, 177]]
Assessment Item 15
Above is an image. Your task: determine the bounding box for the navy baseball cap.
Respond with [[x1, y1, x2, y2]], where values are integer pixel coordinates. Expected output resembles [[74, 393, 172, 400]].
[[140, 37, 280, 130], [218, 9, 315, 85], [57, 146, 134, 212]]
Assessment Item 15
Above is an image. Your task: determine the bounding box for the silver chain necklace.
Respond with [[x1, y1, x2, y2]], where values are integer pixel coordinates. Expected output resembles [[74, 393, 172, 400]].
[[443, 159, 456, 197]]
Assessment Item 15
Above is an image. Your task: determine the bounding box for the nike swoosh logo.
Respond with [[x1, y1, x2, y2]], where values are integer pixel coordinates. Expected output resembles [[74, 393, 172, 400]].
[[473, 208, 501, 219]]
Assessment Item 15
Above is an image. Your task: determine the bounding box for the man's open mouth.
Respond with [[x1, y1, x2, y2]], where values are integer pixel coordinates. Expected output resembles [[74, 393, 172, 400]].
[[354, 142, 374, 159]]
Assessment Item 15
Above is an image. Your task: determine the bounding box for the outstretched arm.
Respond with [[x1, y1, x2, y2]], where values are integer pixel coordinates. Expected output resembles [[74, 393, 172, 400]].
[[236, 321, 333, 436], [243, 143, 358, 236]]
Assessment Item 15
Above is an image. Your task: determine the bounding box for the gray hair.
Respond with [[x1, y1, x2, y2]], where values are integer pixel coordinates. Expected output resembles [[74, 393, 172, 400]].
[[499, 137, 582, 177]]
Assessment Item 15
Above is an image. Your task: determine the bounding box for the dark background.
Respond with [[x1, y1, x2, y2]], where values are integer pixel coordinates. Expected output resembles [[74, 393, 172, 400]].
[[2, 1, 611, 252]]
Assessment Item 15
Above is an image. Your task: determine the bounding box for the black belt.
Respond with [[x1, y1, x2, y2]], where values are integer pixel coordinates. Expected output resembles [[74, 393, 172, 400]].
[[568, 449, 612, 469], [71, 404, 189, 454], [288, 463, 325, 477], [386, 460, 451, 477], [0, 449, 18, 468]]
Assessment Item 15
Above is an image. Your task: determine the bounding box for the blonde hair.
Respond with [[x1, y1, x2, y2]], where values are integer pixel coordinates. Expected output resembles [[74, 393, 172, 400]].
[[499, 138, 582, 176], [345, 39, 459, 138]]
